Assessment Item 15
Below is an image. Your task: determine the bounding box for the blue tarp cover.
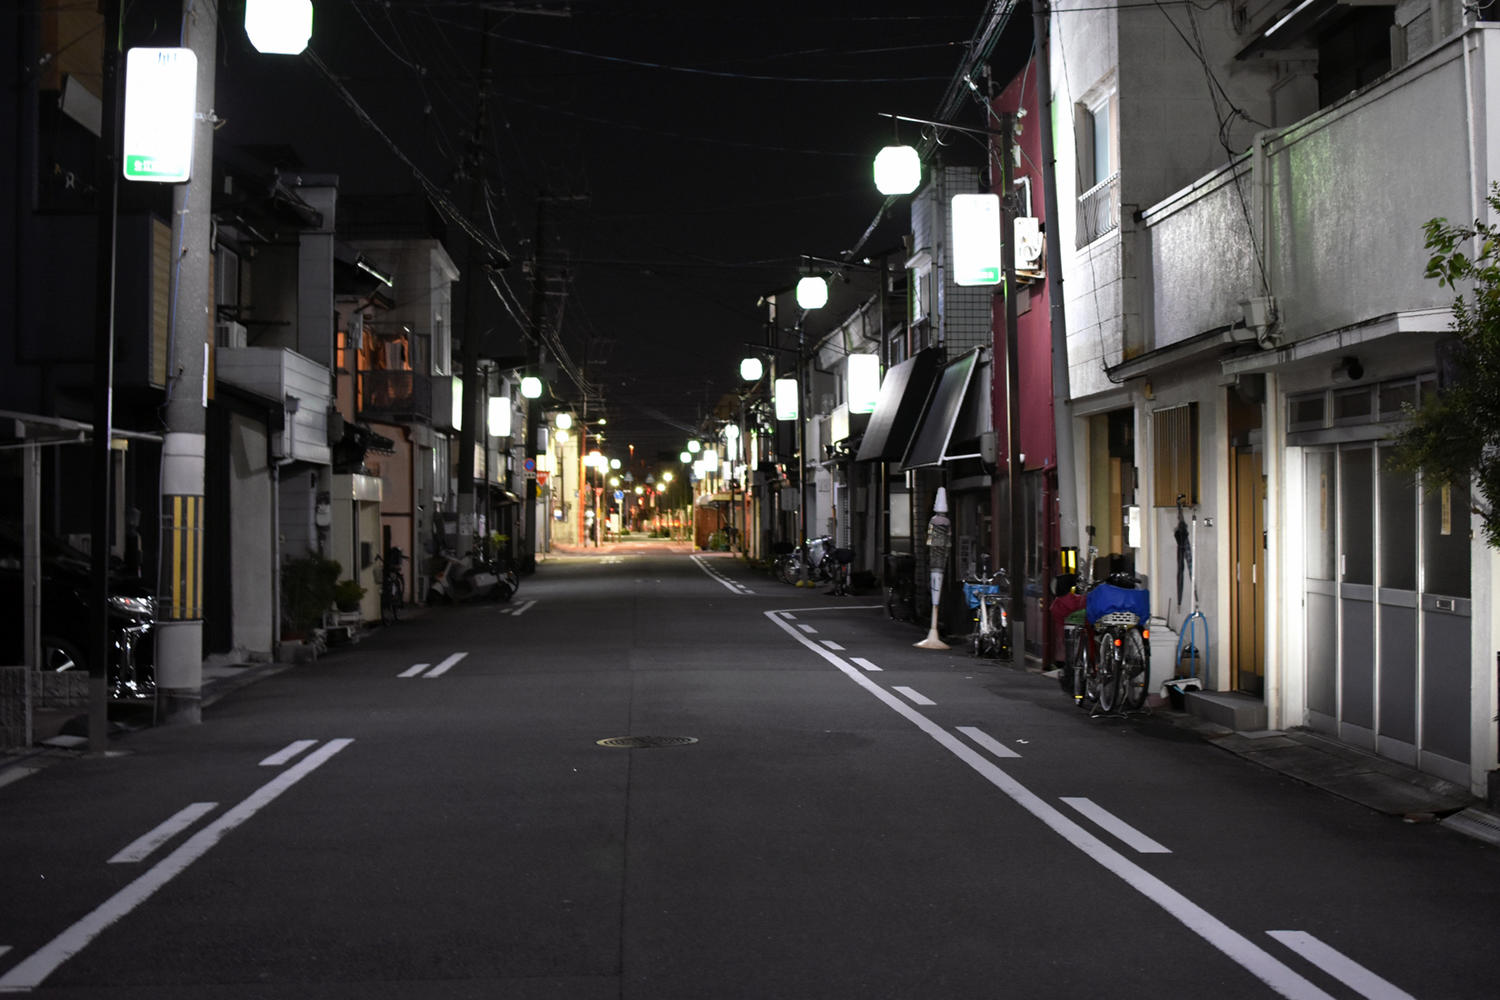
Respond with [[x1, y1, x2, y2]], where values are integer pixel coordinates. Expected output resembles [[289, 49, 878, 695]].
[[1084, 583, 1150, 625]]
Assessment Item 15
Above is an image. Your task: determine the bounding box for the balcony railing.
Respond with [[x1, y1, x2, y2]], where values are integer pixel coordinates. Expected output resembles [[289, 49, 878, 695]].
[[360, 369, 432, 422], [1077, 171, 1120, 249]]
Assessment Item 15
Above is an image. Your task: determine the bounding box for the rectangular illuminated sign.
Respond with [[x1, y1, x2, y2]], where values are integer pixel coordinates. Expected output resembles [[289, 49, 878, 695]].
[[952, 193, 1002, 286], [123, 48, 198, 183]]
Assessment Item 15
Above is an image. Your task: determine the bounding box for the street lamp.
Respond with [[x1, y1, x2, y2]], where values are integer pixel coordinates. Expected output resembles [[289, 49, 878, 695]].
[[245, 0, 314, 55], [873, 143, 922, 196], [795, 275, 828, 310], [520, 375, 543, 399], [739, 356, 764, 381]]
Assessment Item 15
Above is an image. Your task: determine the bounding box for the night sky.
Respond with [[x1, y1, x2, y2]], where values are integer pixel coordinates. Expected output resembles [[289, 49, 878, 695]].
[[212, 1, 1034, 466]]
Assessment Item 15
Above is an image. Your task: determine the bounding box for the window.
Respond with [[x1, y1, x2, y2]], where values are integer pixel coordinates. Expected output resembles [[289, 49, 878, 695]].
[[1152, 402, 1199, 506], [1076, 95, 1115, 191], [1288, 392, 1326, 431]]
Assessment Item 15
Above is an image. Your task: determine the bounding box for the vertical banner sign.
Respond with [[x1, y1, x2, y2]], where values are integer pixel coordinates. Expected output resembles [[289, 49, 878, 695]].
[[952, 193, 1003, 286], [122, 48, 198, 183]]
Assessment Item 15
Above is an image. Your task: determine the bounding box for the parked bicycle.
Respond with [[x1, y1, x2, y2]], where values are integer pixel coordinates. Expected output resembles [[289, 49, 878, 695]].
[[884, 553, 916, 622], [1063, 527, 1151, 714], [827, 547, 855, 596], [379, 547, 405, 626], [963, 558, 1010, 659]]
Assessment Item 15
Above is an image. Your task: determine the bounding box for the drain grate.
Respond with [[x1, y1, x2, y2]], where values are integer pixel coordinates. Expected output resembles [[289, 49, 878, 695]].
[[595, 736, 698, 749]]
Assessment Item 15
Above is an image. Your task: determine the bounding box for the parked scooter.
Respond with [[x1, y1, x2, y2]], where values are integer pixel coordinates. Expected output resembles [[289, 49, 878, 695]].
[[428, 549, 500, 604], [484, 551, 519, 602]]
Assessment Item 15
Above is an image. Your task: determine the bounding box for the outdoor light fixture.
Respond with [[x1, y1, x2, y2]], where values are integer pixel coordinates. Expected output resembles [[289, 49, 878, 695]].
[[680, 451, 692, 464], [354, 254, 393, 287], [554, 428, 570, 444], [703, 448, 719, 472], [488, 396, 511, 437], [873, 144, 921, 195], [796, 275, 829, 310], [687, 439, 702, 454], [774, 378, 799, 421], [520, 376, 543, 399], [847, 353, 880, 414], [587, 450, 604, 468], [245, 0, 314, 55], [555, 412, 573, 430], [740, 357, 764, 381], [723, 423, 740, 443], [610, 458, 621, 470]]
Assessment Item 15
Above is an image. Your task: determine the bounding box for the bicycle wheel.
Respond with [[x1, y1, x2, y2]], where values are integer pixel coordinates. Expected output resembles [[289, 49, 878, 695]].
[[1120, 628, 1150, 711], [1096, 635, 1122, 713], [1069, 630, 1091, 702]]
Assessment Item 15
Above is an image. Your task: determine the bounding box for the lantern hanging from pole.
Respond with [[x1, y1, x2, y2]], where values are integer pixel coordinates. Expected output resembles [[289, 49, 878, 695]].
[[873, 144, 921, 196], [795, 275, 828, 310], [245, 0, 315, 55]]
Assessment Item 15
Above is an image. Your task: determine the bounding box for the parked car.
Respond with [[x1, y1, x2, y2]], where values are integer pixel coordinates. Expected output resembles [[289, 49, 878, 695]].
[[0, 521, 155, 699]]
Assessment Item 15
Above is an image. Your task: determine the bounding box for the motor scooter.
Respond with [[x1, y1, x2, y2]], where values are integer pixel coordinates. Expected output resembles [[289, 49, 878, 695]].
[[428, 549, 499, 603]]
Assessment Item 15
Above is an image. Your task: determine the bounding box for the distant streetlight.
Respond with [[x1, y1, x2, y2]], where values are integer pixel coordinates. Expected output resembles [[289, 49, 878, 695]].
[[723, 423, 740, 443], [610, 458, 621, 470], [873, 144, 921, 195], [739, 357, 764, 381], [520, 376, 543, 399], [687, 439, 702, 454], [679, 451, 692, 464], [796, 275, 828, 310], [245, 0, 314, 55], [555, 412, 573, 430]]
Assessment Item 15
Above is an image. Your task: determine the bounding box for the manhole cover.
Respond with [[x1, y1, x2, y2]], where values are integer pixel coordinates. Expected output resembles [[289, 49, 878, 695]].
[[595, 736, 699, 749]]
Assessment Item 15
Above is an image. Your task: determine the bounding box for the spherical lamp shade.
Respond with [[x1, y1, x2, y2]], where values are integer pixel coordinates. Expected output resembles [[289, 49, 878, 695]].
[[680, 451, 692, 464], [739, 356, 764, 381], [687, 439, 701, 454], [245, 0, 314, 55], [796, 275, 828, 310], [874, 144, 921, 195], [555, 412, 573, 430], [520, 376, 543, 399]]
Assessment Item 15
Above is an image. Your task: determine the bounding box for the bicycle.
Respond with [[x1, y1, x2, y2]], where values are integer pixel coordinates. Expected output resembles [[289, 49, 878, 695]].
[[827, 547, 855, 596], [378, 547, 405, 626], [963, 559, 1010, 659], [884, 553, 916, 622], [1062, 528, 1151, 714]]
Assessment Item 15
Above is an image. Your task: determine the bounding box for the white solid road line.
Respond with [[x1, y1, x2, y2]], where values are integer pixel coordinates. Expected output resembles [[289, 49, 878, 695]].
[[689, 554, 754, 595], [0, 739, 354, 993], [259, 739, 318, 767], [422, 652, 468, 678], [1267, 931, 1419, 1000], [851, 657, 883, 672], [108, 802, 218, 865], [956, 725, 1022, 759], [892, 686, 935, 706], [763, 608, 1341, 1000], [1061, 797, 1172, 854]]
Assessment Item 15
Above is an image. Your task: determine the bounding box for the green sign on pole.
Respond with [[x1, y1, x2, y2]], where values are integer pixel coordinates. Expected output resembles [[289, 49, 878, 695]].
[[122, 48, 197, 184]]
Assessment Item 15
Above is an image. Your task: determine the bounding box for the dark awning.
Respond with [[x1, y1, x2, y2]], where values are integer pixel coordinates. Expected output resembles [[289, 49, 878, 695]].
[[901, 349, 981, 471], [855, 347, 941, 463]]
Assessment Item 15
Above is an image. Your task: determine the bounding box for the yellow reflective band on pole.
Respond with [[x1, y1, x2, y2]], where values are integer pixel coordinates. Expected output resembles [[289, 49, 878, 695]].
[[163, 494, 203, 620]]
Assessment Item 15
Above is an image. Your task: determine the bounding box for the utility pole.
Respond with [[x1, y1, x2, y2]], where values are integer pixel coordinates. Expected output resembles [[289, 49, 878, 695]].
[[524, 194, 547, 569], [154, 0, 218, 723], [455, 12, 493, 560], [1033, 1, 1078, 554], [997, 113, 1025, 658], [87, 0, 123, 750]]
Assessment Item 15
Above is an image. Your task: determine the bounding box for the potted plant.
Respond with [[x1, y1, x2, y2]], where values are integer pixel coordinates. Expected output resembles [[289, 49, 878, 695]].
[[282, 555, 342, 636], [334, 578, 366, 613]]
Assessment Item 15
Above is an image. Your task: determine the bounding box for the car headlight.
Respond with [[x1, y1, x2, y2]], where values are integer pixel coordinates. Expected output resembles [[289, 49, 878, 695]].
[[108, 595, 155, 617]]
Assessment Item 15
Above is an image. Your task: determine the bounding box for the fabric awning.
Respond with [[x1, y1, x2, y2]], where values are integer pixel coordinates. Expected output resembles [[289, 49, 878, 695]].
[[901, 349, 982, 471], [855, 347, 941, 463]]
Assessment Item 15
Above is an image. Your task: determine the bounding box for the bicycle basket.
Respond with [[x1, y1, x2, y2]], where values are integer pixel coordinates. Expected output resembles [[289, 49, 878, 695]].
[[1084, 583, 1150, 626], [1093, 610, 1140, 629]]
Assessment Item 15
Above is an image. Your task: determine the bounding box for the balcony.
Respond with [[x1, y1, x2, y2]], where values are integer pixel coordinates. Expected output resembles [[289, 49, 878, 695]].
[[1076, 171, 1120, 249], [360, 369, 432, 423]]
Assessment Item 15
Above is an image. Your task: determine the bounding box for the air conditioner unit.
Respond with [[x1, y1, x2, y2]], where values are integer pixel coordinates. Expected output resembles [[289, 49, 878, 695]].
[[216, 321, 247, 349]]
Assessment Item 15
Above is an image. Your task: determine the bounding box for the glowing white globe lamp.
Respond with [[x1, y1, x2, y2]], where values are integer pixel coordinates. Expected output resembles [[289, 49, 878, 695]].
[[874, 144, 921, 195], [245, 0, 314, 55]]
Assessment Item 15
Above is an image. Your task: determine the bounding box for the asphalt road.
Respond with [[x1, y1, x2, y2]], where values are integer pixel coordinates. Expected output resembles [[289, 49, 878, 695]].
[[2, 550, 1496, 998]]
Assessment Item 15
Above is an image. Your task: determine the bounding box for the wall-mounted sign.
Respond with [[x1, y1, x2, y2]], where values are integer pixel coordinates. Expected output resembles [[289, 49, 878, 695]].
[[952, 193, 1002, 286], [122, 48, 197, 183]]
